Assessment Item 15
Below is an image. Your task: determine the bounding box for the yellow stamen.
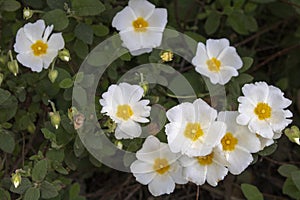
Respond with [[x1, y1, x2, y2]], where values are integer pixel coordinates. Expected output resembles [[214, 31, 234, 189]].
[[116, 104, 133, 121], [221, 132, 238, 151], [206, 57, 221, 72], [132, 17, 149, 32], [197, 152, 214, 165], [153, 158, 170, 174], [184, 122, 204, 141], [254, 102, 272, 120], [31, 40, 48, 56]]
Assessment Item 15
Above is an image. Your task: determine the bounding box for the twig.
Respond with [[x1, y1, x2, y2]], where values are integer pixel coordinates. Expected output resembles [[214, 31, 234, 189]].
[[280, 0, 300, 9], [263, 156, 300, 166], [196, 185, 200, 200], [124, 184, 141, 200]]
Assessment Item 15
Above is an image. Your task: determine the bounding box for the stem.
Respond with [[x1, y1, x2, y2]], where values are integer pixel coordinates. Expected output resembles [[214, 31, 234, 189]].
[[48, 100, 57, 112], [8, 50, 13, 61]]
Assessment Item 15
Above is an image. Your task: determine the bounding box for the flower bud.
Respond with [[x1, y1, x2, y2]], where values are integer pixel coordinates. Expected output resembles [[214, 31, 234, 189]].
[[7, 60, 19, 76], [27, 122, 36, 134], [48, 69, 58, 83], [49, 111, 61, 129], [11, 172, 22, 188], [23, 7, 33, 20], [160, 51, 173, 62], [284, 126, 300, 145], [0, 73, 4, 86], [115, 141, 123, 150], [140, 81, 149, 97], [58, 49, 71, 62], [0, 55, 6, 65], [73, 113, 85, 130]]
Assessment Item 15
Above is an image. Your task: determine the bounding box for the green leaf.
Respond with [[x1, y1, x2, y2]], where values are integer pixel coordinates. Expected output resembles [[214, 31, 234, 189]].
[[74, 23, 94, 44], [250, 0, 276, 3], [235, 73, 254, 85], [10, 178, 32, 194], [74, 39, 89, 59], [32, 159, 48, 182], [59, 78, 74, 89], [0, 88, 11, 105], [283, 178, 300, 200], [40, 181, 59, 199], [71, 0, 105, 16], [0, 95, 18, 123], [1, 0, 21, 11], [0, 130, 15, 153], [204, 11, 221, 35], [227, 10, 248, 35], [46, 149, 65, 162], [42, 9, 69, 31], [46, 0, 65, 9], [239, 57, 254, 73], [278, 164, 299, 178], [0, 188, 11, 200], [93, 24, 109, 37], [41, 128, 56, 143], [258, 143, 277, 156], [292, 171, 300, 191], [73, 86, 87, 107], [24, 187, 40, 200], [73, 135, 85, 157], [69, 183, 80, 199], [241, 183, 264, 200]]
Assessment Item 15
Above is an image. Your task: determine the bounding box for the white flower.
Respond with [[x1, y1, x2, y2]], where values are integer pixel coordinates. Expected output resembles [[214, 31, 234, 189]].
[[236, 82, 292, 139], [100, 83, 151, 139], [165, 98, 226, 157], [14, 20, 65, 72], [130, 136, 187, 196], [217, 111, 260, 175], [192, 38, 243, 85], [180, 148, 228, 186], [112, 0, 167, 56]]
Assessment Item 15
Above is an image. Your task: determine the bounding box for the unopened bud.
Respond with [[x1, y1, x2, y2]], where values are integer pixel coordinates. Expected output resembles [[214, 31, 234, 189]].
[[284, 126, 300, 145], [48, 69, 58, 83], [0, 73, 4, 86], [27, 122, 36, 134], [23, 7, 33, 20], [115, 141, 123, 150], [73, 113, 85, 130], [11, 172, 22, 188], [140, 81, 149, 97], [7, 60, 19, 76], [49, 111, 61, 129], [160, 51, 173, 62], [0, 55, 6, 65], [58, 49, 71, 62]]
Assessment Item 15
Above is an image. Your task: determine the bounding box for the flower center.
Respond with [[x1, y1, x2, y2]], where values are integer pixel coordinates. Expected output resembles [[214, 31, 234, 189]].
[[197, 152, 214, 165], [206, 57, 221, 72], [153, 158, 170, 174], [31, 40, 48, 56], [184, 122, 204, 141], [221, 132, 238, 151], [116, 104, 133, 121], [132, 17, 149, 32], [254, 102, 272, 120]]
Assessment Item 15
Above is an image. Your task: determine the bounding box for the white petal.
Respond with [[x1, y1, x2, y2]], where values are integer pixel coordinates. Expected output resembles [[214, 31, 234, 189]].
[[236, 114, 250, 126], [165, 123, 186, 153], [218, 46, 243, 69], [147, 9, 168, 32], [43, 25, 54, 42], [47, 33, 64, 50], [112, 6, 136, 31], [118, 120, 141, 138], [206, 162, 228, 186], [169, 162, 187, 184], [119, 83, 143, 103], [249, 118, 274, 138], [236, 130, 260, 153], [206, 38, 230, 58], [237, 96, 256, 118], [129, 0, 155, 19], [136, 136, 161, 163], [267, 86, 292, 109], [184, 164, 207, 185], [227, 148, 253, 175], [16, 53, 43, 72], [130, 48, 153, 55], [140, 31, 163, 48], [148, 175, 175, 196], [166, 102, 195, 123], [205, 121, 226, 147], [133, 172, 156, 185], [192, 42, 209, 67], [115, 125, 133, 139], [268, 109, 292, 132], [195, 66, 219, 84], [217, 66, 238, 85], [241, 82, 269, 104], [130, 160, 155, 174], [120, 30, 142, 52], [193, 98, 217, 125], [24, 19, 45, 42], [42, 50, 58, 69], [14, 28, 32, 53]]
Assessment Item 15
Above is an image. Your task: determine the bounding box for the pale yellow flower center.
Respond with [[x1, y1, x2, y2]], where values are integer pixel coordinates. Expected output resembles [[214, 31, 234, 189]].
[[132, 17, 149, 32], [184, 122, 204, 141], [31, 40, 48, 56], [254, 102, 272, 120], [116, 104, 133, 121], [221, 132, 238, 151], [197, 152, 214, 165], [153, 158, 170, 174], [206, 57, 221, 72]]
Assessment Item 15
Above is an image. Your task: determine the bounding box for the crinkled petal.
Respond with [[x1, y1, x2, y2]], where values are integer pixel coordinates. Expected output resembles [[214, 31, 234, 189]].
[[241, 82, 269, 104], [115, 120, 141, 139], [193, 98, 217, 126], [205, 121, 226, 147], [268, 109, 292, 132], [249, 118, 274, 138], [206, 162, 228, 186], [130, 48, 153, 55], [218, 46, 243, 69], [14, 28, 32, 53], [147, 8, 168, 32], [192, 42, 209, 67], [165, 123, 186, 153], [130, 160, 155, 174], [24, 19, 45, 42], [129, 0, 155, 19], [141, 31, 163, 48], [184, 164, 206, 185], [47, 33, 65, 50], [169, 162, 187, 184], [42, 50, 58, 69], [226, 148, 253, 175], [120, 30, 142, 52], [206, 38, 230, 58], [166, 102, 195, 123], [136, 136, 161, 163], [43, 25, 54, 42], [217, 66, 238, 85], [112, 6, 136, 31], [148, 175, 175, 196], [133, 172, 156, 185], [16, 53, 43, 72]]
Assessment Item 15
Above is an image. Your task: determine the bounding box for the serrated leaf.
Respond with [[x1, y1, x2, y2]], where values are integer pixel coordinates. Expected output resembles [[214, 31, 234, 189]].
[[239, 57, 254, 73], [241, 183, 264, 200], [42, 9, 69, 31], [278, 164, 299, 178], [71, 0, 105, 16], [24, 187, 40, 200], [205, 11, 221, 35], [1, 0, 21, 11], [59, 78, 73, 89], [40, 181, 59, 199], [0, 130, 15, 153], [32, 159, 48, 182], [292, 171, 300, 191], [75, 23, 94, 44], [283, 178, 300, 200]]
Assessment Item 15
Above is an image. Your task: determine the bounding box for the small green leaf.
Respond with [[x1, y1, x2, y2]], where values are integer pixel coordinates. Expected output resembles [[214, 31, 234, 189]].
[[46, 0, 65, 9], [40, 181, 59, 199], [0, 130, 15, 153], [73, 135, 85, 157], [74, 39, 89, 59], [10, 178, 32, 194], [75, 23, 94, 44], [93, 24, 109, 37], [278, 164, 299, 178], [46, 149, 65, 162], [71, 0, 105, 16], [227, 10, 248, 35], [42, 9, 69, 31], [241, 183, 264, 200], [258, 143, 277, 156], [235, 73, 254, 85], [32, 159, 48, 182], [41, 128, 56, 143], [292, 171, 300, 191], [0, 188, 10, 200], [0, 88, 11, 105], [283, 178, 300, 200], [59, 78, 73, 89], [1, 0, 21, 11], [24, 187, 40, 200], [73, 86, 87, 107], [239, 57, 254, 73], [204, 11, 221, 35], [250, 0, 276, 3], [69, 183, 80, 199]]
